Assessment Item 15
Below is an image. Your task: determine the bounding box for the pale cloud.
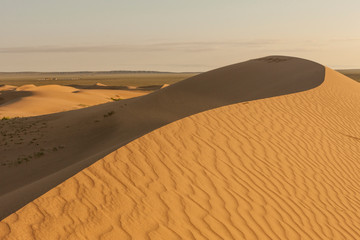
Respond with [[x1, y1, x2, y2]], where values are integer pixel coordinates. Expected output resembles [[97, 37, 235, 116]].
[[0, 40, 280, 54], [1, 38, 360, 71]]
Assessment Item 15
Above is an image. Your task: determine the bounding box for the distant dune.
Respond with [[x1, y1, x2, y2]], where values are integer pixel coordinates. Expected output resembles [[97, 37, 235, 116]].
[[0, 84, 151, 117], [1, 56, 360, 239], [0, 71, 197, 88]]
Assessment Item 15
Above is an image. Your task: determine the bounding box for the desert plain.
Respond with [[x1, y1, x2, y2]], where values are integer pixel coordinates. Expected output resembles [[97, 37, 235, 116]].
[[0, 56, 360, 239]]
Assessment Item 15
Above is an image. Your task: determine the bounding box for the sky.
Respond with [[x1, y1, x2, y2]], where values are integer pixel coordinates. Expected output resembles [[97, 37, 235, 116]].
[[1, 0, 360, 72]]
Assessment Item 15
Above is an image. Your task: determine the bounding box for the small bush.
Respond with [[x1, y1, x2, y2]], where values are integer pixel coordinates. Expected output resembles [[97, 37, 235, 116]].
[[34, 152, 44, 158], [104, 111, 115, 118], [15, 157, 29, 165]]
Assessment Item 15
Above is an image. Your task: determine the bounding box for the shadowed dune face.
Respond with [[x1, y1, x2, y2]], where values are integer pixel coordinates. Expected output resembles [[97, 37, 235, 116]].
[[0, 56, 325, 221], [0, 90, 32, 106], [1, 67, 360, 239]]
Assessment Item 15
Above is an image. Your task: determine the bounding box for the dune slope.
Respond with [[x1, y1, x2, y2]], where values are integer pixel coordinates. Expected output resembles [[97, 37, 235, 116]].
[[0, 56, 325, 220], [1, 66, 360, 239]]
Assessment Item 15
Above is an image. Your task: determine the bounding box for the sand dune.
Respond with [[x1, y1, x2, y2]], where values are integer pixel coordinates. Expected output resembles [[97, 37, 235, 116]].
[[0, 56, 324, 221], [0, 85, 16, 91], [2, 56, 360, 239], [0, 84, 151, 117]]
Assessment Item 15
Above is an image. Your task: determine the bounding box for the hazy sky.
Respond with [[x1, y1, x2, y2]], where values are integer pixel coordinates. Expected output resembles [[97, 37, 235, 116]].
[[1, 0, 360, 72]]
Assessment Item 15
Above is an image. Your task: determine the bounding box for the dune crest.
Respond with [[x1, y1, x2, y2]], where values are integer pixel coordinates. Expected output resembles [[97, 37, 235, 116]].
[[1, 66, 360, 239]]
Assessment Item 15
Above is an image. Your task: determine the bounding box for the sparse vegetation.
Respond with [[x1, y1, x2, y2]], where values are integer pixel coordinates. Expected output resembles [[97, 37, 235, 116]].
[[34, 151, 44, 158], [1, 155, 31, 167], [78, 104, 89, 107], [1, 116, 20, 121], [104, 111, 115, 118]]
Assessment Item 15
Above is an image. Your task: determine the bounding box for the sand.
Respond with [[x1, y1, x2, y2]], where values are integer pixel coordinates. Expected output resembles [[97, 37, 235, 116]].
[[0, 56, 324, 220], [0, 84, 151, 117], [1, 56, 360, 239]]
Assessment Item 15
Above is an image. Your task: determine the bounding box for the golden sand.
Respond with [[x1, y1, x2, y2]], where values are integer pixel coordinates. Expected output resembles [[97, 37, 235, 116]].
[[1, 67, 360, 239]]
